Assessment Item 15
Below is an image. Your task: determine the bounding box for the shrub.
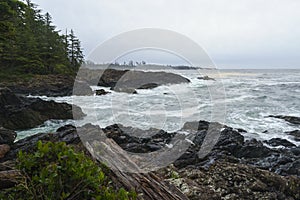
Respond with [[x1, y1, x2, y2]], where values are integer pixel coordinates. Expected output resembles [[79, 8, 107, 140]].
[[0, 141, 136, 200]]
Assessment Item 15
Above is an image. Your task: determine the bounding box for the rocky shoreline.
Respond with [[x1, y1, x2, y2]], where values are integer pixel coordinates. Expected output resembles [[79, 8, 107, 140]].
[[0, 70, 300, 199], [0, 69, 190, 97], [0, 88, 85, 130], [1, 119, 299, 199]]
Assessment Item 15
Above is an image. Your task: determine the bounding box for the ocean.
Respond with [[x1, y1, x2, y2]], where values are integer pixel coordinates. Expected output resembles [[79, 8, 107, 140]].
[[17, 69, 300, 146]]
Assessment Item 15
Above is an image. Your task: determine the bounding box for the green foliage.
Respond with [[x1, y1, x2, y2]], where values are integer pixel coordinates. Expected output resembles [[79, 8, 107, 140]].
[[170, 170, 180, 179], [0, 0, 83, 75], [53, 64, 74, 75], [0, 141, 136, 200]]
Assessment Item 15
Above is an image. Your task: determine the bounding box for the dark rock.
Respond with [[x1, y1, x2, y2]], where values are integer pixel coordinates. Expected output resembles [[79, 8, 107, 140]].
[[95, 89, 111, 96], [0, 127, 16, 145], [285, 130, 300, 141], [264, 138, 296, 148], [182, 120, 210, 131], [237, 128, 247, 133], [158, 161, 300, 200], [1, 124, 80, 162], [95, 69, 190, 92], [97, 69, 128, 87], [0, 75, 75, 97], [234, 139, 272, 158], [197, 76, 215, 81], [0, 144, 10, 158], [103, 124, 174, 153], [290, 146, 300, 156], [73, 80, 93, 96], [177, 121, 300, 177], [111, 87, 137, 94], [138, 83, 159, 89], [269, 115, 300, 125], [0, 88, 21, 106], [0, 88, 85, 130]]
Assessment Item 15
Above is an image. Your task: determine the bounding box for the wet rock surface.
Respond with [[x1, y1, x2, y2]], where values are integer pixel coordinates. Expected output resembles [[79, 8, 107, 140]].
[[101, 121, 300, 177], [197, 75, 215, 81], [264, 138, 296, 148], [111, 87, 137, 94], [103, 124, 176, 153], [269, 115, 300, 125], [0, 88, 85, 130], [286, 130, 300, 141], [95, 89, 111, 95], [0, 127, 16, 145]]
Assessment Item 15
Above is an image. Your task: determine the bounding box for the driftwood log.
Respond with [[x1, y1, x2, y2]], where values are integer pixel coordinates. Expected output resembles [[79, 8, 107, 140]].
[[82, 132, 188, 200]]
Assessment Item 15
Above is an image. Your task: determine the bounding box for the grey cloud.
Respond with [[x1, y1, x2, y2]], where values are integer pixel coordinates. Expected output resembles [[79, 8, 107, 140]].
[[34, 0, 300, 68]]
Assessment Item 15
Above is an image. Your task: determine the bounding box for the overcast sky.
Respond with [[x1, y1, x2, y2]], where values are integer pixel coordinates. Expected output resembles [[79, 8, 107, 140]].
[[33, 0, 300, 69]]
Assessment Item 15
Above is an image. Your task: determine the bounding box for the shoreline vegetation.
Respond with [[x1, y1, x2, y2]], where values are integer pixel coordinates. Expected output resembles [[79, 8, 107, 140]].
[[0, 0, 299, 199]]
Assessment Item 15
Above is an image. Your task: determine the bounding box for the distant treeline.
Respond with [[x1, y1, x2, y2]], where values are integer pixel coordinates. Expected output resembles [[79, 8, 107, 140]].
[[0, 0, 84, 75]]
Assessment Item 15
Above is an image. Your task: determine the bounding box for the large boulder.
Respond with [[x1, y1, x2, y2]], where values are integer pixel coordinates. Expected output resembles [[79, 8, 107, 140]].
[[0, 88, 85, 130], [92, 69, 190, 93], [0, 127, 16, 145], [111, 87, 137, 94], [0, 144, 10, 158]]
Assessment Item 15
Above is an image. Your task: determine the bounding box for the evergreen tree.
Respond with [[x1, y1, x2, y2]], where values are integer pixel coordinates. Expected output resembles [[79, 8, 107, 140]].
[[67, 29, 84, 69], [0, 0, 84, 75]]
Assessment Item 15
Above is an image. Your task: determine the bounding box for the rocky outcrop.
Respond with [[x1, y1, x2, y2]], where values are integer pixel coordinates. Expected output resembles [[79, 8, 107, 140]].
[[0, 75, 75, 97], [101, 121, 300, 177], [0, 75, 96, 97], [0, 69, 190, 96], [103, 124, 175, 153], [286, 130, 300, 141], [1, 121, 299, 199], [269, 115, 300, 125], [197, 75, 215, 81], [0, 145, 10, 159], [95, 89, 111, 96], [78, 69, 190, 93], [264, 138, 296, 148], [158, 162, 300, 200], [0, 127, 16, 145], [111, 87, 137, 94], [0, 88, 85, 130]]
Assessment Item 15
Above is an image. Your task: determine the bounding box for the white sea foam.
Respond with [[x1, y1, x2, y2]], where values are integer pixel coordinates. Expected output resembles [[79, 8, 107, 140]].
[[19, 69, 300, 146]]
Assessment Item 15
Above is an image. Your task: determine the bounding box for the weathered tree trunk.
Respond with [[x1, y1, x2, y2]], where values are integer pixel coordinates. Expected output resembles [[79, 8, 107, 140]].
[[84, 137, 188, 200], [110, 170, 188, 200]]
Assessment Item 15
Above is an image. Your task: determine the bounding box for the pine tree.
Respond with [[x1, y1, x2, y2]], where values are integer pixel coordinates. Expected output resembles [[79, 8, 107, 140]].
[[67, 29, 84, 69]]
